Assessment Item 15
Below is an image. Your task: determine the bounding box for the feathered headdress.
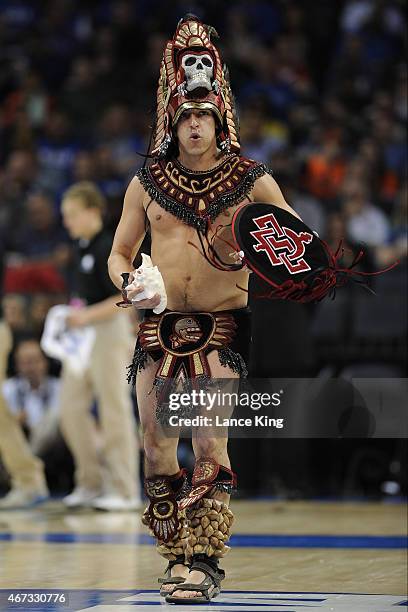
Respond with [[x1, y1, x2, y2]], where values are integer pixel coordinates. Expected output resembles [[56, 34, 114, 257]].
[[151, 14, 240, 158]]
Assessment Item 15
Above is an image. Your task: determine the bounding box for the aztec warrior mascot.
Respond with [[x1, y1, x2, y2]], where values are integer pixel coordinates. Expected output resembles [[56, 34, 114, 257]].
[[108, 14, 392, 604]]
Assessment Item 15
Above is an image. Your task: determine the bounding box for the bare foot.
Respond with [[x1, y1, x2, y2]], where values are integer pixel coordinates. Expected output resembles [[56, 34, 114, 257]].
[[171, 569, 214, 599], [161, 563, 189, 593]]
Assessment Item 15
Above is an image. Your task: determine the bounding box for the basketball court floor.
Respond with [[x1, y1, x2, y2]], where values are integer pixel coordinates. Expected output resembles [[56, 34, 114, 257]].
[[0, 499, 406, 611]]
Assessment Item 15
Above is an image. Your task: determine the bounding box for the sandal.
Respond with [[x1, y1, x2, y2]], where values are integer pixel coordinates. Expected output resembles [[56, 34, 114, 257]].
[[158, 557, 188, 597], [165, 559, 225, 604]]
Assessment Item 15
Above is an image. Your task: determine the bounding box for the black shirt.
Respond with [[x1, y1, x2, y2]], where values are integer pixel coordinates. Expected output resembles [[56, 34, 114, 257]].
[[74, 229, 117, 305]]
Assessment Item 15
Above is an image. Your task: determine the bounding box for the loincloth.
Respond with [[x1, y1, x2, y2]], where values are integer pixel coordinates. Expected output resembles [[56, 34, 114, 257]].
[[128, 307, 251, 422]]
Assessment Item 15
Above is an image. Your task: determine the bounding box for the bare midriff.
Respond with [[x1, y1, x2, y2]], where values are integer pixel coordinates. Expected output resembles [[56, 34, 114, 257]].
[[145, 196, 249, 312]]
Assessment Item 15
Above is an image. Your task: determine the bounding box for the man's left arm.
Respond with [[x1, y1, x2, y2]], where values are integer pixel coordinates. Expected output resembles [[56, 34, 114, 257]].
[[67, 295, 121, 328], [252, 174, 302, 221]]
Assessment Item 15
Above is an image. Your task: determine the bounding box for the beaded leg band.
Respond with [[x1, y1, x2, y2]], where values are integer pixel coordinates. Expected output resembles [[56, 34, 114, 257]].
[[185, 497, 234, 562], [142, 468, 190, 561]]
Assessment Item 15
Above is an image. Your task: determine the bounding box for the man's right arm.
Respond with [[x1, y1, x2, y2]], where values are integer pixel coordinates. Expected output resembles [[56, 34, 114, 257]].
[[108, 176, 147, 290]]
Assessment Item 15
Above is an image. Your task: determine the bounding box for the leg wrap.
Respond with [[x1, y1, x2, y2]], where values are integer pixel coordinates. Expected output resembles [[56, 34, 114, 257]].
[[178, 458, 236, 563], [142, 468, 190, 561], [185, 498, 234, 561], [179, 457, 237, 510]]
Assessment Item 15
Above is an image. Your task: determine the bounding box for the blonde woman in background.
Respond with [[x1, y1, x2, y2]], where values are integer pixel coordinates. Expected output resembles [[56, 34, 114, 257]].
[[60, 182, 140, 511]]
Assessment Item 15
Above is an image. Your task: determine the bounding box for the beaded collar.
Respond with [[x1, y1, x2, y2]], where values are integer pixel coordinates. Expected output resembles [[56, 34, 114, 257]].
[[136, 154, 272, 231]]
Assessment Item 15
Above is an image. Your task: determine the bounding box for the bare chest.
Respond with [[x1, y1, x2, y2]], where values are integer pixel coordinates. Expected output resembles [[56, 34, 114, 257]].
[[142, 197, 249, 310], [144, 196, 248, 239]]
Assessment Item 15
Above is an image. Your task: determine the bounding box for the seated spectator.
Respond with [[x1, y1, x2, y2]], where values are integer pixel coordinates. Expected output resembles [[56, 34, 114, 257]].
[[94, 145, 126, 200], [3, 339, 60, 455], [303, 134, 346, 206], [71, 151, 98, 184], [324, 211, 375, 272], [342, 183, 391, 247], [10, 191, 71, 266], [239, 50, 298, 120], [1, 294, 30, 377], [280, 181, 326, 237], [2, 70, 50, 131], [375, 182, 408, 268], [3, 192, 70, 296], [0, 338, 57, 509], [29, 294, 57, 339], [0, 150, 39, 239], [2, 294, 30, 359], [59, 57, 103, 137], [36, 111, 79, 196], [240, 108, 287, 161], [2, 294, 28, 337], [97, 104, 144, 178]]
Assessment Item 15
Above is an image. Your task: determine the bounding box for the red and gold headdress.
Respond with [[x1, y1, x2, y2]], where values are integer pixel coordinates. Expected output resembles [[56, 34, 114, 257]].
[[151, 14, 240, 158]]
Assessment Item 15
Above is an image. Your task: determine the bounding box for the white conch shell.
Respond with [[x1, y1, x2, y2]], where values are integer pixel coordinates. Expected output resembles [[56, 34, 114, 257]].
[[131, 253, 167, 314]]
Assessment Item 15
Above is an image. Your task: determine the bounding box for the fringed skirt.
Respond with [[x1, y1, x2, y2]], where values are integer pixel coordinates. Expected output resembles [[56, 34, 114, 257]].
[[127, 307, 251, 423]]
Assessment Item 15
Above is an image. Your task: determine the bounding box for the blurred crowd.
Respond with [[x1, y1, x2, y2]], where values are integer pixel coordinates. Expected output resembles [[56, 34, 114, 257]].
[[0, 0, 406, 499], [1, 0, 407, 329]]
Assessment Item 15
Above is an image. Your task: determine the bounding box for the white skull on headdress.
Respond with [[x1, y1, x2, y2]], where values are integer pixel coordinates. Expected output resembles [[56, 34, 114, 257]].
[[181, 53, 214, 92]]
